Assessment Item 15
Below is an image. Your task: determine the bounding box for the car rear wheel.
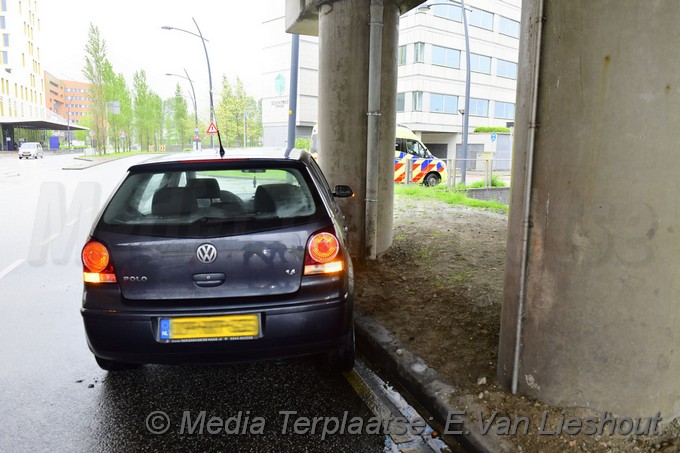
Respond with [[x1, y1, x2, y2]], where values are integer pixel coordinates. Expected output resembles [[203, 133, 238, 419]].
[[95, 356, 140, 372], [423, 173, 441, 187], [327, 325, 355, 373]]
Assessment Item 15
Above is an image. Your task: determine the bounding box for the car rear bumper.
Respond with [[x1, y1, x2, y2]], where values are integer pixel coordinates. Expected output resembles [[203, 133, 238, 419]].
[[81, 297, 353, 365]]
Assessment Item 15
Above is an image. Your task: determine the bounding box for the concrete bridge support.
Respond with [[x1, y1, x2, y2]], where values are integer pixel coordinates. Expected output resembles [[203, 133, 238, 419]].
[[498, 0, 680, 419], [316, 0, 400, 258]]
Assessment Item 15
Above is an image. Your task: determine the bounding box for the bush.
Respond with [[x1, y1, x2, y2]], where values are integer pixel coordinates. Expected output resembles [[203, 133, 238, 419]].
[[295, 138, 310, 150], [474, 126, 511, 133]]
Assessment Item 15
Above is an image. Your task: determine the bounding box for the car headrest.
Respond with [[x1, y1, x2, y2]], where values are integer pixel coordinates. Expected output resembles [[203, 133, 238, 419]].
[[152, 187, 197, 217], [187, 178, 221, 199], [254, 184, 308, 217]]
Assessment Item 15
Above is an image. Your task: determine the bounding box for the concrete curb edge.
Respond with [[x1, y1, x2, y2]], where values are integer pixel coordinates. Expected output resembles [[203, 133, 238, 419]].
[[354, 313, 512, 453]]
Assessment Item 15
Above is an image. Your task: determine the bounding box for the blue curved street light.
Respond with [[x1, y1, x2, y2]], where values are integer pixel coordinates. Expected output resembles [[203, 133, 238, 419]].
[[162, 18, 215, 150]]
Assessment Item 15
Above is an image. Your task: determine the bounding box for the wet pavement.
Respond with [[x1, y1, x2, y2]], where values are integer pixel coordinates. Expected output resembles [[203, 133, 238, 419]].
[[0, 152, 451, 452]]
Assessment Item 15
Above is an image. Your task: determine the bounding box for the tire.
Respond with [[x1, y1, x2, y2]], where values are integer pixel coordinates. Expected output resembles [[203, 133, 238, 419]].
[[423, 173, 441, 187], [95, 356, 140, 372], [327, 326, 355, 373]]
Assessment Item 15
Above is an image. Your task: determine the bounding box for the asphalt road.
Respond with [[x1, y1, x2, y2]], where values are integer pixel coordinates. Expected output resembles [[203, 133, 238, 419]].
[[0, 152, 391, 452]]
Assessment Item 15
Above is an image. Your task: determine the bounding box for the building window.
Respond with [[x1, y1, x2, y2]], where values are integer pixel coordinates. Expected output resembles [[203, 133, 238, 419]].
[[432, 3, 462, 22], [494, 101, 515, 119], [499, 16, 520, 38], [429, 93, 458, 113], [469, 8, 494, 31], [412, 91, 423, 111], [470, 53, 491, 74], [414, 42, 425, 63], [497, 59, 517, 79], [396, 92, 405, 112], [1, 0, 6, 12], [432, 45, 460, 69], [1, 51, 7, 65], [469, 98, 489, 117], [2, 34, 7, 47], [398, 45, 407, 65], [0, 16, 5, 30]]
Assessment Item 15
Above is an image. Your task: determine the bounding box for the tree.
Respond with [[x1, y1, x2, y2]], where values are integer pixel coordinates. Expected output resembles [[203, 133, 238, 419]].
[[104, 62, 133, 153], [166, 84, 189, 150], [216, 76, 262, 147], [82, 24, 109, 153], [132, 70, 164, 150]]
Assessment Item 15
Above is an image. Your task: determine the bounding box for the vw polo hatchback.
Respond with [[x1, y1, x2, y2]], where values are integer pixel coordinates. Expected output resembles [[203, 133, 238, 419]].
[[81, 149, 355, 372]]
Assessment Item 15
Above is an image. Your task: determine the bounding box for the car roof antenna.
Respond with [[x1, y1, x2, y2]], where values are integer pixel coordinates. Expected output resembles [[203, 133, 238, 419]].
[[216, 125, 225, 158]]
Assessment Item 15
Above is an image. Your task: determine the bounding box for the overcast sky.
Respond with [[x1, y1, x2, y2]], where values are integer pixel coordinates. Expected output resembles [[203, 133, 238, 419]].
[[39, 1, 281, 109]]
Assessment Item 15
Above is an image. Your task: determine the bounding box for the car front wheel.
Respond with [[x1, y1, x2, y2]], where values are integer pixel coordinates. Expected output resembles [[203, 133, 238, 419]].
[[423, 173, 441, 187]]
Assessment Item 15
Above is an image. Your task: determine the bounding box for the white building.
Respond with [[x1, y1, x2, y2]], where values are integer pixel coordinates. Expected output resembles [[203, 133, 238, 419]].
[[261, 0, 521, 165], [261, 3, 318, 148], [0, 0, 70, 151]]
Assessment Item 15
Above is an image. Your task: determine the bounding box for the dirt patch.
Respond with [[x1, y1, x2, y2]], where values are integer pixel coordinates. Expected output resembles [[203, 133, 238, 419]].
[[355, 194, 680, 452]]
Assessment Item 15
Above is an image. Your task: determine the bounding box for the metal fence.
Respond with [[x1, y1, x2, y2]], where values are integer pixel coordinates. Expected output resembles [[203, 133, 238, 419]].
[[400, 156, 512, 188], [444, 157, 512, 189]]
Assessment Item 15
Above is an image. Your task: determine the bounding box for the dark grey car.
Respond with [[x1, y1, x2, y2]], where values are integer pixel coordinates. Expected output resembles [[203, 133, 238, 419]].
[[81, 149, 355, 372]]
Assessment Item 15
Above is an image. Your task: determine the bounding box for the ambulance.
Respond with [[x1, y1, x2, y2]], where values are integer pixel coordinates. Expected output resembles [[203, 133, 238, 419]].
[[309, 124, 447, 186], [394, 125, 447, 186]]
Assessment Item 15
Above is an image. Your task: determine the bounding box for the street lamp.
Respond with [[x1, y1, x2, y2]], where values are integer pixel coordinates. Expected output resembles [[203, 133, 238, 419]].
[[166, 69, 199, 150], [162, 18, 215, 150], [417, 0, 471, 183], [66, 95, 72, 151]]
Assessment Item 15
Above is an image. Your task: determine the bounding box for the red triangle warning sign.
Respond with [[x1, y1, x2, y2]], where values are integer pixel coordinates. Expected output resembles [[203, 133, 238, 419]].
[[206, 122, 218, 134]]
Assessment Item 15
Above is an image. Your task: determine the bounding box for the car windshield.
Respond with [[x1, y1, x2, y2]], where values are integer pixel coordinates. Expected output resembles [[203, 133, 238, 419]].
[[22, 143, 37, 149], [99, 163, 322, 238]]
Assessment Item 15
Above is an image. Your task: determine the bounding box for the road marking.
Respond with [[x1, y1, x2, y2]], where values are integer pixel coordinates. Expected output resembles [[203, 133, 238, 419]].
[[0, 259, 24, 280]]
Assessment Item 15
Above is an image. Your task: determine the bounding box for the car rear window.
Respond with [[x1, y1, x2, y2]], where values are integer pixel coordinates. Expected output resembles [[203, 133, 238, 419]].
[[98, 163, 324, 238]]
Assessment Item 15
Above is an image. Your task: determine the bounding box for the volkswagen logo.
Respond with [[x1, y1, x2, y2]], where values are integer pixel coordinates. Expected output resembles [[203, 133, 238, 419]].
[[196, 244, 218, 264]]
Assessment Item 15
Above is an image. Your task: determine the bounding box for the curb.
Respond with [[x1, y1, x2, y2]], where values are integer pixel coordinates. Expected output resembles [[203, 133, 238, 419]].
[[354, 313, 514, 453], [62, 154, 144, 170]]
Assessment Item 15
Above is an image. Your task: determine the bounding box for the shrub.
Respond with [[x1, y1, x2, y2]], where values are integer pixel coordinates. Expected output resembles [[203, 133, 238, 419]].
[[474, 126, 511, 133]]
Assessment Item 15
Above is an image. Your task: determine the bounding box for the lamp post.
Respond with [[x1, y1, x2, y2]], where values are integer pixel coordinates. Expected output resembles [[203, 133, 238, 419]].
[[162, 18, 215, 150], [166, 69, 199, 150], [66, 96, 71, 151], [417, 0, 471, 183]]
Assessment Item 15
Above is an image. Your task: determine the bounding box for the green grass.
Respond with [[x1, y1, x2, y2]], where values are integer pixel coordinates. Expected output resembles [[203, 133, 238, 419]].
[[394, 184, 509, 212]]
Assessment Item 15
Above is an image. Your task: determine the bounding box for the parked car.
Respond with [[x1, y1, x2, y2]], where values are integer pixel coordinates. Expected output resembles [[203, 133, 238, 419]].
[[81, 149, 356, 372], [18, 142, 44, 159]]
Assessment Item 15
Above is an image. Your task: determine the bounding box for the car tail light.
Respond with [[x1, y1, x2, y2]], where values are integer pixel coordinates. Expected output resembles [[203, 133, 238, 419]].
[[304, 230, 344, 275], [82, 239, 117, 283]]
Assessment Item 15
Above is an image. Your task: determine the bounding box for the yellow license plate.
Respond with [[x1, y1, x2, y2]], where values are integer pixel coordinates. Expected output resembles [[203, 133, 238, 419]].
[[159, 314, 260, 341]]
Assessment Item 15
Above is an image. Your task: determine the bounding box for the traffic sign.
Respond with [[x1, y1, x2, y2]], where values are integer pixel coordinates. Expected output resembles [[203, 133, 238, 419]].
[[194, 128, 199, 135], [491, 132, 497, 142], [206, 122, 218, 135], [194, 134, 200, 141]]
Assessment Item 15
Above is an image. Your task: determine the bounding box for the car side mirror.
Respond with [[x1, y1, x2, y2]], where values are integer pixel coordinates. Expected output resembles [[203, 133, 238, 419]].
[[333, 185, 354, 198]]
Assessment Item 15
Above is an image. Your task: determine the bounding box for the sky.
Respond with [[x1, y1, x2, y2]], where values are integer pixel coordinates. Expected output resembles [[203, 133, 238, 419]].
[[39, 0, 283, 113]]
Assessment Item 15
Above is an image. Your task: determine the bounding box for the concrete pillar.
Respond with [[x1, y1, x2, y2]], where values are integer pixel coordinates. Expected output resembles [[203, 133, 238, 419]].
[[318, 0, 399, 259], [499, 0, 680, 419]]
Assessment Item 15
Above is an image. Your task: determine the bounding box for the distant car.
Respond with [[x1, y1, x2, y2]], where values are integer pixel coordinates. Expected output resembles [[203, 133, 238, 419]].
[[81, 149, 356, 372], [18, 142, 44, 159]]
